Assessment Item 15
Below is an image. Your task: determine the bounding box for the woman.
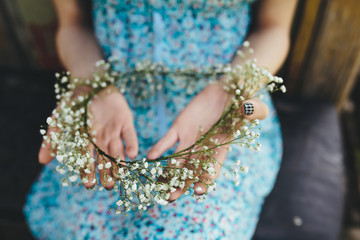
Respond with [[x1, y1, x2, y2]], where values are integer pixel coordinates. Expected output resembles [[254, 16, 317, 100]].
[[25, 0, 297, 239]]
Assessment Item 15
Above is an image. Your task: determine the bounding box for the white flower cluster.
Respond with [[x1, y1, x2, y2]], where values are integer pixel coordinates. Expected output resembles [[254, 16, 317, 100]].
[[40, 44, 286, 214], [41, 92, 95, 186]]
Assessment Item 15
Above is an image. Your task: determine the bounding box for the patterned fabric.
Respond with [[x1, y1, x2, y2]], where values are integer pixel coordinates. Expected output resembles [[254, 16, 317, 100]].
[[24, 1, 283, 239]]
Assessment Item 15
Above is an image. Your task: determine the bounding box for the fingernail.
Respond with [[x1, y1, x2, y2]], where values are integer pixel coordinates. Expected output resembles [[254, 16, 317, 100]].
[[243, 103, 254, 116]]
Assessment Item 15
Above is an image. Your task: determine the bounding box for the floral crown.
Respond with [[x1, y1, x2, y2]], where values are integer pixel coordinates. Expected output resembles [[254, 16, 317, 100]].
[[41, 42, 285, 214]]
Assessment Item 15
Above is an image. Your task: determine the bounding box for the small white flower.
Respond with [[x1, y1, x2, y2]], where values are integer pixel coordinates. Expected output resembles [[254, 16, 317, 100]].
[[132, 163, 139, 170], [155, 196, 168, 205], [84, 168, 91, 174], [56, 155, 64, 162], [107, 177, 113, 182], [46, 117, 52, 125], [241, 166, 249, 174], [208, 167, 215, 176], [69, 175, 78, 182], [61, 181, 69, 187], [280, 85, 286, 93], [40, 129, 46, 135], [116, 200, 123, 206], [98, 163, 104, 170], [105, 162, 112, 169], [56, 166, 65, 174]]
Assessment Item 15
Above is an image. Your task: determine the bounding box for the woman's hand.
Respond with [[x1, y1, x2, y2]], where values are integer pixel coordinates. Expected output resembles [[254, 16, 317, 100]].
[[38, 85, 138, 190], [147, 83, 269, 201]]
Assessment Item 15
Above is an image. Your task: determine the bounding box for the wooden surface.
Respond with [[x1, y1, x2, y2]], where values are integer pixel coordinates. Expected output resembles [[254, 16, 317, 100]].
[[286, 0, 323, 94], [0, 0, 60, 70], [287, 0, 360, 109]]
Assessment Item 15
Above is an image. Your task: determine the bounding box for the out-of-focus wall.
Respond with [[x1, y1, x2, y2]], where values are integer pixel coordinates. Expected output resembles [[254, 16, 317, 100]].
[[0, 0, 61, 70]]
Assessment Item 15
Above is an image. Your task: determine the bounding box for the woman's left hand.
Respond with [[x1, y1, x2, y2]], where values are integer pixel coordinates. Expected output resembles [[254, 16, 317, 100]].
[[147, 83, 269, 202]]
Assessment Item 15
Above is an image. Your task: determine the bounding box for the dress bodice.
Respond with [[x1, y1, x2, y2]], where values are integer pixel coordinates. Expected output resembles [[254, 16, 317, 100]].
[[93, 0, 254, 12], [92, 0, 253, 70]]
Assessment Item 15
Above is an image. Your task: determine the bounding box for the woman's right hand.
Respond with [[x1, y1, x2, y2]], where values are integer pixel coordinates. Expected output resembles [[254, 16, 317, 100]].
[[38, 85, 139, 189]]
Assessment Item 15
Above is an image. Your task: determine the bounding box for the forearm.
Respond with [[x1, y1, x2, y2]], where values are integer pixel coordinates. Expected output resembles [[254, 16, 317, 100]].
[[232, 26, 290, 75], [231, 0, 297, 75], [56, 25, 103, 78]]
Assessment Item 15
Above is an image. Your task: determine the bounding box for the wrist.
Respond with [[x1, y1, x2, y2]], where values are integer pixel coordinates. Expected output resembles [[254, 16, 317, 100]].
[[206, 82, 229, 107]]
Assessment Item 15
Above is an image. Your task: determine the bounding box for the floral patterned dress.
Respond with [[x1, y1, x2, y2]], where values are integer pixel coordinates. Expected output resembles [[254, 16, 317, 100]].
[[24, 1, 283, 239]]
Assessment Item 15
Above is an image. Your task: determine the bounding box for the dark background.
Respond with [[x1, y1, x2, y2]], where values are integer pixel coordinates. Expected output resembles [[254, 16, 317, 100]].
[[1, 0, 360, 239]]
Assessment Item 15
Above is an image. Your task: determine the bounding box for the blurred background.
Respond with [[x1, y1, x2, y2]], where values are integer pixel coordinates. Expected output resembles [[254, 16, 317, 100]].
[[0, 0, 360, 239]]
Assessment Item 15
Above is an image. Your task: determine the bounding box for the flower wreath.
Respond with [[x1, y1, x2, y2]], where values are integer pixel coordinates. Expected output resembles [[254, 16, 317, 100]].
[[41, 43, 285, 214]]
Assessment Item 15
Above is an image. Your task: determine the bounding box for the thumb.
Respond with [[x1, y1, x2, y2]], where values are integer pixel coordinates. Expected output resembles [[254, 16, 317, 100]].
[[242, 99, 269, 121]]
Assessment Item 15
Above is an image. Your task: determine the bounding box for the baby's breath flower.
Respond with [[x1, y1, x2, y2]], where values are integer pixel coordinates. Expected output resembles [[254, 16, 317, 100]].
[[105, 162, 112, 169], [241, 166, 249, 174], [62, 182, 69, 187], [195, 186, 203, 192], [43, 55, 285, 215], [69, 175, 78, 182], [46, 117, 52, 125], [116, 200, 123, 206], [98, 163, 104, 170]]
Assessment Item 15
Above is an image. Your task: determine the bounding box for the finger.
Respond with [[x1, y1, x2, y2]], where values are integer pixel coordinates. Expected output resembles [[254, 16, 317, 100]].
[[96, 135, 115, 190], [167, 140, 199, 202], [121, 123, 138, 159], [147, 128, 178, 159], [80, 145, 96, 189], [242, 99, 269, 121], [38, 140, 54, 164], [98, 157, 115, 190], [170, 134, 229, 200], [108, 138, 125, 179], [194, 147, 228, 195], [168, 174, 196, 201]]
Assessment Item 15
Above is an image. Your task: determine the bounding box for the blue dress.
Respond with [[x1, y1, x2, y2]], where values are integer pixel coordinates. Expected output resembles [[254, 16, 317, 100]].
[[24, 1, 283, 239]]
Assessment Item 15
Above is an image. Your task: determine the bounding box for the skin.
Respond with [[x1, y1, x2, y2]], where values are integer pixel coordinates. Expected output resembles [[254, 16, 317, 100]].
[[39, 0, 297, 197]]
